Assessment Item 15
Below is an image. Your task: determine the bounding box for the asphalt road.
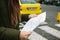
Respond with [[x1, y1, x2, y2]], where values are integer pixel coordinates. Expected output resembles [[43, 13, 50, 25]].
[[41, 4, 60, 31], [28, 4, 60, 40], [42, 4, 60, 23]]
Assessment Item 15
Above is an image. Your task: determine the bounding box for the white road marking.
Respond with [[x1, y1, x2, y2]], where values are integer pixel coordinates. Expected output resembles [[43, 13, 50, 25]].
[[38, 26, 60, 39], [40, 22, 48, 25], [55, 24, 60, 27], [29, 31, 48, 40]]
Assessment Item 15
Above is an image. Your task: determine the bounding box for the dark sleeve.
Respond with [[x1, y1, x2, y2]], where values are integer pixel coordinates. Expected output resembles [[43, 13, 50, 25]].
[[0, 27, 20, 40], [21, 14, 30, 22]]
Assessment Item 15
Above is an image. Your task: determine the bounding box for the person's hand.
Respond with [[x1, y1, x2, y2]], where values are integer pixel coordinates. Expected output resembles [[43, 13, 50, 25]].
[[29, 14, 37, 19], [20, 31, 32, 40]]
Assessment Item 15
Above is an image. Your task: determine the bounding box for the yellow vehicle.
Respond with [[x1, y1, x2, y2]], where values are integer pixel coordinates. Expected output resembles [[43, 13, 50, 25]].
[[19, 0, 42, 15], [56, 12, 60, 22]]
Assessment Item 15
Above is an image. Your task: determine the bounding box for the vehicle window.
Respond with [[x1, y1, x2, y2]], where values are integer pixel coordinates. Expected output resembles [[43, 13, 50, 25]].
[[20, 0, 37, 4]]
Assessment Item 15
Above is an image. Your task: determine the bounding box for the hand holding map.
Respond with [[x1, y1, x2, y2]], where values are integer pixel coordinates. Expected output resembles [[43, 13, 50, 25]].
[[21, 12, 46, 32]]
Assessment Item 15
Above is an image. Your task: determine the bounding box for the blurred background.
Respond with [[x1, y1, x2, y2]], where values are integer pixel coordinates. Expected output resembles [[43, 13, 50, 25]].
[[19, 0, 60, 40], [35, 0, 60, 6]]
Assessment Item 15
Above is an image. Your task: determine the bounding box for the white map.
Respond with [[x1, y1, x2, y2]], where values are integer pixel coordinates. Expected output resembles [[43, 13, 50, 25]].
[[21, 12, 46, 32]]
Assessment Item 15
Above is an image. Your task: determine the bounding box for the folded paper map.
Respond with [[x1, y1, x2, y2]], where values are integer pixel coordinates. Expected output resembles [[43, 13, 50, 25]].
[[21, 12, 46, 32]]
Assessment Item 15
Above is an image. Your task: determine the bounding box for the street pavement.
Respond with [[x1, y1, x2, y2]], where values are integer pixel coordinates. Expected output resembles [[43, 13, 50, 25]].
[[28, 22, 60, 40], [28, 4, 60, 40], [19, 4, 60, 40]]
